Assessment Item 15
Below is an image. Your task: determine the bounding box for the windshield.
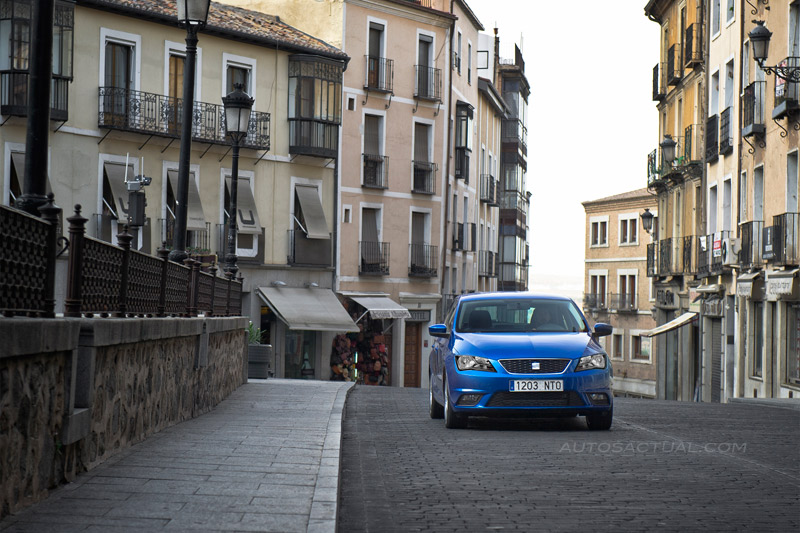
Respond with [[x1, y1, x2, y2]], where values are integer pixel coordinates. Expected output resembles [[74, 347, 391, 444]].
[[456, 298, 588, 333]]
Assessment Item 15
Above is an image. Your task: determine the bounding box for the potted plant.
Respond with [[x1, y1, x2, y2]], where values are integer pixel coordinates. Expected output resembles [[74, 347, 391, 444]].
[[247, 322, 273, 379]]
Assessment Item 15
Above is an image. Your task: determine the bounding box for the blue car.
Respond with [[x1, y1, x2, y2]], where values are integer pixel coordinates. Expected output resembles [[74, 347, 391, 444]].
[[428, 293, 614, 430]]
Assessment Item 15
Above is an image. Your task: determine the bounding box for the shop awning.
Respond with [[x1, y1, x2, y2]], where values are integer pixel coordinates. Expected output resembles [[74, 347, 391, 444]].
[[347, 294, 411, 320], [257, 286, 359, 332], [640, 312, 698, 337], [104, 161, 135, 217], [736, 271, 762, 298], [295, 184, 329, 239], [225, 176, 262, 235], [168, 170, 207, 231]]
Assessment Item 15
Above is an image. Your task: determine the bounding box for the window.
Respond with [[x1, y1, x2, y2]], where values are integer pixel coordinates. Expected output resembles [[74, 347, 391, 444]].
[[787, 305, 800, 386], [710, 71, 720, 116], [752, 302, 764, 378], [788, 151, 799, 213], [454, 102, 473, 181], [619, 273, 637, 309], [456, 31, 462, 73], [612, 333, 624, 360], [223, 53, 255, 96], [726, 0, 735, 24], [288, 55, 343, 158], [723, 178, 732, 232], [754, 166, 764, 222], [589, 273, 607, 309], [223, 171, 260, 257], [740, 171, 748, 221], [619, 214, 638, 245], [363, 113, 385, 188], [343, 205, 352, 224], [631, 334, 651, 363], [709, 184, 718, 233], [590, 217, 608, 247], [467, 42, 472, 84], [413, 121, 434, 193], [712, 0, 720, 36]]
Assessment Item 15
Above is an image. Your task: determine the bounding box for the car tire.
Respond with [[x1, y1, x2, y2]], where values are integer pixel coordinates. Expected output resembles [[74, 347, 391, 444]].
[[444, 377, 467, 429], [586, 407, 613, 431], [429, 373, 444, 419]]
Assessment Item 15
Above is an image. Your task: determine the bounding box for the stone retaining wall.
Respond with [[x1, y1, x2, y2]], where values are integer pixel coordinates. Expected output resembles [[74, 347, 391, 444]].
[[0, 317, 247, 518]]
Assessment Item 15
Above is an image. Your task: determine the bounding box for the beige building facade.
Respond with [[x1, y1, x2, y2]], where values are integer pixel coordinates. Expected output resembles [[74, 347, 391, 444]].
[[583, 189, 658, 398]]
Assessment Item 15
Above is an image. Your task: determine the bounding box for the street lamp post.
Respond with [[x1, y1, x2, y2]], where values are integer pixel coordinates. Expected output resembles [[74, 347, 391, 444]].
[[222, 84, 254, 275], [168, 0, 211, 263], [749, 20, 800, 82], [640, 208, 654, 235]]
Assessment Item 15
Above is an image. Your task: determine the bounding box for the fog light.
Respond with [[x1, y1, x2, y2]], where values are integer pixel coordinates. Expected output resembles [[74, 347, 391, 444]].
[[588, 393, 609, 405], [456, 393, 482, 406]]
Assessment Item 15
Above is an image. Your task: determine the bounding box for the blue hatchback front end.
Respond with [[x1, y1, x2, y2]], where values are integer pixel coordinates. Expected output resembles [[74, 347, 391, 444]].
[[428, 293, 614, 430]]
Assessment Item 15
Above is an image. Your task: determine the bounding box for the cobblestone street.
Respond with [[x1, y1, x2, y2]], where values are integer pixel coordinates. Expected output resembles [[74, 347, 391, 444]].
[[338, 387, 800, 532]]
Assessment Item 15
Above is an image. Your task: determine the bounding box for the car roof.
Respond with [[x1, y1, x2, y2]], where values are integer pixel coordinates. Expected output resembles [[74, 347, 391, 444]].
[[457, 292, 572, 303]]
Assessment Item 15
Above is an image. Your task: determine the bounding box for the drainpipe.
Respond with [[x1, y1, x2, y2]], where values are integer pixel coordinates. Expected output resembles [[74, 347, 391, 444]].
[[439, 0, 456, 319]]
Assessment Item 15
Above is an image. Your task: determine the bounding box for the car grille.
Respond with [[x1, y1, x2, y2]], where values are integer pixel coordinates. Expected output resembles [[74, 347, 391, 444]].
[[498, 358, 570, 374], [486, 391, 584, 408]]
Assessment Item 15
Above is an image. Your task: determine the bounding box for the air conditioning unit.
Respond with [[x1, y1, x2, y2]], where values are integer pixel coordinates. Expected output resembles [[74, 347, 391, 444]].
[[722, 238, 741, 266]]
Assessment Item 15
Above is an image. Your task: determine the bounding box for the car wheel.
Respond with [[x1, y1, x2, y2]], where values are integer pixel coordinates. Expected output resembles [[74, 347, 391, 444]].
[[586, 407, 613, 431], [429, 373, 444, 419], [444, 377, 467, 429]]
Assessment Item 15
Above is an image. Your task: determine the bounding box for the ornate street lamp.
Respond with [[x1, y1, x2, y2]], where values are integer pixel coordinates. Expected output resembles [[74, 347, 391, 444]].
[[169, 0, 211, 263], [222, 83, 254, 275], [640, 208, 654, 235], [749, 20, 800, 82], [660, 134, 676, 170]]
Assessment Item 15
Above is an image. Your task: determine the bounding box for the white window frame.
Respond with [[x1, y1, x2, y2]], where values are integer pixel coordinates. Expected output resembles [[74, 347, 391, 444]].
[[618, 212, 639, 246], [99, 153, 141, 247], [359, 202, 384, 243], [164, 39, 203, 101], [362, 109, 386, 185], [409, 206, 432, 245], [629, 330, 653, 364], [411, 116, 435, 183], [222, 53, 256, 101], [3, 141, 26, 206], [99, 28, 141, 91], [590, 215, 609, 247], [220, 168, 258, 258], [610, 330, 624, 361]]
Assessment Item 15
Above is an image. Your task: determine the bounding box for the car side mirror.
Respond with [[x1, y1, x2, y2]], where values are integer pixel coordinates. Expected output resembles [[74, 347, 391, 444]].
[[593, 323, 613, 337], [429, 324, 449, 338]]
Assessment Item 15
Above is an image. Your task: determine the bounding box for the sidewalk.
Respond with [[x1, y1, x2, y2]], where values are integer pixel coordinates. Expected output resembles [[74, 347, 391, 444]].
[[0, 379, 354, 533]]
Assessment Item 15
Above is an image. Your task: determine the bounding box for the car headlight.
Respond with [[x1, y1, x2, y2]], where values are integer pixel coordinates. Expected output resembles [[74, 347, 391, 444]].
[[455, 355, 496, 372], [576, 353, 607, 371]]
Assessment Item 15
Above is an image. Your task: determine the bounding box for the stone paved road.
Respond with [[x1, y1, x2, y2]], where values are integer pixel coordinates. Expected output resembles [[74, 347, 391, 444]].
[[338, 387, 800, 532]]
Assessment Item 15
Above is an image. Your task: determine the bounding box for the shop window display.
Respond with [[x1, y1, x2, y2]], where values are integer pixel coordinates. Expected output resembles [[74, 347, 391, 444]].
[[330, 311, 391, 385]]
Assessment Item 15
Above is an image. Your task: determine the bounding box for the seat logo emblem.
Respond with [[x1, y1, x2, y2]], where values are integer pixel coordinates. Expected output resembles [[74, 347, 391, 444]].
[[531, 362, 540, 370]]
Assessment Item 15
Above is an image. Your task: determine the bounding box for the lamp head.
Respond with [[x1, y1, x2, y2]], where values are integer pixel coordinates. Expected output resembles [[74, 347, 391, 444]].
[[749, 20, 772, 66], [176, 0, 211, 28], [222, 83, 255, 140], [640, 208, 654, 234]]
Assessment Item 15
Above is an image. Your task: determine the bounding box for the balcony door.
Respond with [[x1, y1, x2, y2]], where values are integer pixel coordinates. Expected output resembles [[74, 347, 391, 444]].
[[417, 35, 432, 97], [788, 152, 799, 213], [104, 41, 133, 125], [367, 22, 385, 88], [168, 53, 184, 131], [361, 207, 381, 273], [411, 211, 427, 272]]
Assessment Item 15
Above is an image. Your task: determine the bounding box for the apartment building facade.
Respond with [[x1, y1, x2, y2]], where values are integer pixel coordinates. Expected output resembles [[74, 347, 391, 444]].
[[583, 189, 658, 398], [1, 0, 354, 379]]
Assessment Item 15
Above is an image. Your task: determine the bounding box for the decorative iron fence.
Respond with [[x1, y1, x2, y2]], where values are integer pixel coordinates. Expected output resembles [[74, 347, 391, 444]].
[[502, 119, 527, 154], [478, 250, 498, 278], [97, 87, 270, 151], [288, 118, 338, 158], [652, 63, 665, 101], [454, 147, 470, 181], [683, 235, 696, 274]]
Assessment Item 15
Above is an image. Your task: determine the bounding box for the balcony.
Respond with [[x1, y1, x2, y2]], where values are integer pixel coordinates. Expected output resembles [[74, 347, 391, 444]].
[[667, 44, 682, 86], [739, 221, 763, 270], [719, 107, 733, 155], [478, 250, 498, 278], [679, 124, 702, 167], [1, 72, 70, 122], [683, 235, 697, 275], [500, 191, 527, 235], [157, 217, 209, 254], [287, 230, 331, 267], [414, 65, 442, 101], [684, 23, 703, 68], [454, 147, 470, 182], [412, 161, 436, 194], [289, 118, 337, 159], [479, 174, 498, 205], [98, 87, 270, 151], [584, 293, 607, 311], [709, 230, 732, 274], [652, 63, 665, 101], [364, 56, 394, 93], [705, 114, 719, 163], [216, 223, 265, 265], [502, 119, 527, 156], [453, 222, 464, 251], [772, 212, 800, 266], [659, 238, 678, 275], [742, 81, 766, 137], [609, 293, 637, 313], [772, 57, 800, 119], [697, 235, 711, 277], [469, 222, 477, 252], [409, 243, 437, 277], [359, 241, 390, 275], [646, 242, 658, 277], [363, 154, 388, 189]]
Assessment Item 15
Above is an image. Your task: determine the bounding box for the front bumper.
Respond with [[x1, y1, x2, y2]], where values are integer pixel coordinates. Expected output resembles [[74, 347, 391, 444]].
[[446, 361, 613, 417]]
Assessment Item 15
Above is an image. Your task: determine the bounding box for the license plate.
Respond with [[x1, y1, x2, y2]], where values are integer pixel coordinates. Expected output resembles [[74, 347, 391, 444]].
[[509, 380, 563, 392]]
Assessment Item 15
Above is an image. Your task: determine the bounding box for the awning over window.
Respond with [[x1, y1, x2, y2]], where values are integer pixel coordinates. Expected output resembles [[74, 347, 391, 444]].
[[257, 286, 359, 332], [225, 176, 262, 235], [11, 152, 53, 200], [640, 312, 698, 337], [104, 161, 134, 217], [736, 271, 762, 298], [345, 293, 411, 320], [168, 170, 207, 231], [295, 185, 329, 239]]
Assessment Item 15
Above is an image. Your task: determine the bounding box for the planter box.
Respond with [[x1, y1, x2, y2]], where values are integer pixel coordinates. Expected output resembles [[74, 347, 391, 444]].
[[248, 344, 274, 379]]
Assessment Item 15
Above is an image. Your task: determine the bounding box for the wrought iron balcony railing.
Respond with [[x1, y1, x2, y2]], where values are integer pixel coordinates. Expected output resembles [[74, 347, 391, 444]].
[[289, 118, 338, 159], [363, 153, 389, 189], [414, 65, 442, 101], [667, 44, 682, 85], [409, 243, 437, 277], [479, 174, 498, 205], [697, 235, 711, 277], [773, 57, 800, 119], [502, 119, 527, 155], [478, 250, 498, 277], [742, 81, 766, 137], [364, 56, 394, 93], [772, 212, 800, 266], [710, 230, 731, 273], [609, 293, 637, 312], [719, 107, 733, 155], [684, 23, 703, 67], [739, 220, 763, 269], [584, 293, 607, 310], [454, 147, 470, 182], [653, 63, 665, 101], [646, 242, 658, 277], [705, 114, 719, 163], [659, 237, 675, 275], [680, 124, 702, 166], [359, 241, 390, 275], [412, 160, 436, 194], [453, 222, 465, 251], [287, 229, 331, 267], [683, 235, 697, 274], [1, 72, 70, 121], [98, 87, 270, 151]]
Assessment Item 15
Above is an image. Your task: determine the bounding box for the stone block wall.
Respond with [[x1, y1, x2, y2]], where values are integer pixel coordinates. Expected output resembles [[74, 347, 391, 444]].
[[0, 317, 247, 518]]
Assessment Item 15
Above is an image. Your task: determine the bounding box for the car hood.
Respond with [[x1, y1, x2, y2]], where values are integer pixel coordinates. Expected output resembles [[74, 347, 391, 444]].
[[454, 332, 594, 359]]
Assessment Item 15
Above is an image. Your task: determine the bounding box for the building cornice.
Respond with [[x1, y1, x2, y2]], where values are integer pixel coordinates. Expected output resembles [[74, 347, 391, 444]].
[[346, 0, 456, 28]]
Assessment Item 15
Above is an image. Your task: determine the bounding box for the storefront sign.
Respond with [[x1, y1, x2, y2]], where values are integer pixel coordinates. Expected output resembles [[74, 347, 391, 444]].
[[737, 281, 753, 298], [408, 310, 431, 322], [767, 277, 795, 297], [702, 298, 724, 317], [762, 226, 775, 261], [689, 288, 701, 312]]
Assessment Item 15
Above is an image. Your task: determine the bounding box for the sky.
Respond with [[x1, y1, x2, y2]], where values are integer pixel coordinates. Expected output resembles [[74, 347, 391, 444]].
[[467, 1, 659, 300]]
